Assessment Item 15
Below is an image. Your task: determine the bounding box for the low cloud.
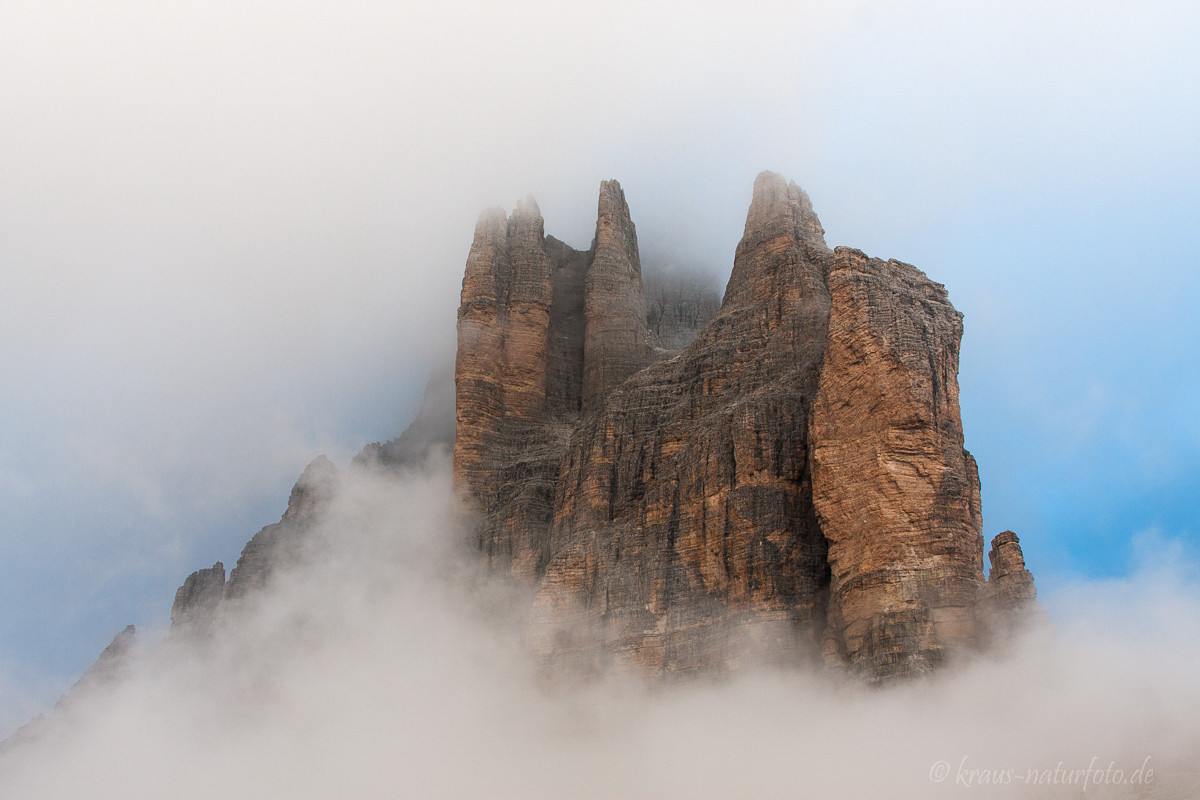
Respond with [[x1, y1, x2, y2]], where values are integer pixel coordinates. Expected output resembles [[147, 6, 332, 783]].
[[2, 455, 1197, 798]]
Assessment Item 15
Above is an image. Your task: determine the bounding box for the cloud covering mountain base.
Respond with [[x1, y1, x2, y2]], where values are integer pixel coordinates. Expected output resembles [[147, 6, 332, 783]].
[[1, 455, 1196, 798]]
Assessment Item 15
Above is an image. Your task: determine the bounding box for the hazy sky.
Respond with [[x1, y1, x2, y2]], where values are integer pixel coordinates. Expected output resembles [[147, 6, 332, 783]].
[[2, 0, 1198, 733]]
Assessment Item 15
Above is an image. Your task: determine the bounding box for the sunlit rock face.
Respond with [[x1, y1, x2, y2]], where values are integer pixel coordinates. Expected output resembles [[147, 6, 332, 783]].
[[161, 171, 1035, 680], [810, 248, 985, 678], [453, 172, 1036, 679]]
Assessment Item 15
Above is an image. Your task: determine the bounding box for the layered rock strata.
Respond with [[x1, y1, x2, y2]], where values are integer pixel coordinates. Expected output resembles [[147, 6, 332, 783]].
[[810, 249, 984, 677], [533, 174, 835, 673], [162, 171, 1035, 681], [454, 172, 1036, 678], [979, 530, 1038, 644], [985, 530, 1037, 609], [453, 182, 652, 579]]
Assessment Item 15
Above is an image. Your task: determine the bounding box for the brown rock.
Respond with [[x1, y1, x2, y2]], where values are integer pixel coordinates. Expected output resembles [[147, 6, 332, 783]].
[[979, 530, 1038, 644], [453, 199, 566, 577], [534, 172, 835, 674], [168, 171, 1034, 684], [452, 181, 655, 579], [581, 180, 652, 409], [455, 171, 1036, 679], [810, 249, 985, 678]]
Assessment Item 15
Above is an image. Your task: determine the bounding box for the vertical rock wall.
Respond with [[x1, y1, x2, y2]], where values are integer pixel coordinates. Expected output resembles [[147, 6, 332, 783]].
[[581, 181, 652, 409], [452, 181, 653, 579], [810, 250, 985, 678], [535, 173, 835, 674], [163, 172, 1036, 682], [979, 530, 1038, 645], [453, 172, 1036, 679]]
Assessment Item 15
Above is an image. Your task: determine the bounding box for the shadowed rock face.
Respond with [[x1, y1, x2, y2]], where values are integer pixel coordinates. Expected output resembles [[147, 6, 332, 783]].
[[170, 562, 225, 636], [643, 272, 720, 351], [452, 182, 652, 579], [980, 530, 1038, 645], [535, 173, 835, 674], [160, 171, 1035, 681], [226, 454, 340, 598], [454, 171, 1036, 679], [167, 455, 341, 635]]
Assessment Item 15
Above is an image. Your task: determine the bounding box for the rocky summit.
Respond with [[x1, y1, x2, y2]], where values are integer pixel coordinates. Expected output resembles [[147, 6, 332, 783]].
[[452, 172, 1036, 680], [167, 171, 1035, 683]]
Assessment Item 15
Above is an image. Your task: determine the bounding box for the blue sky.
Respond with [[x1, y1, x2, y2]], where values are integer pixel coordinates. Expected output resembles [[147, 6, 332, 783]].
[[2, 0, 1198, 734]]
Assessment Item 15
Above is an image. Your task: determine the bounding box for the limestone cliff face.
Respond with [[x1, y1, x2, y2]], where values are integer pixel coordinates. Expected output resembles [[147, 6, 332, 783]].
[[535, 173, 834, 673], [810, 249, 984, 678], [643, 272, 720, 351], [452, 182, 652, 579], [162, 170, 1035, 681], [985, 531, 1036, 608], [454, 171, 1036, 679], [582, 181, 652, 409]]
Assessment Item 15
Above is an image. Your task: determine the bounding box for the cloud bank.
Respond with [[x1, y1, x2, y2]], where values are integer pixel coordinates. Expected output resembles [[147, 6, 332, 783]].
[[2, 456, 1198, 798]]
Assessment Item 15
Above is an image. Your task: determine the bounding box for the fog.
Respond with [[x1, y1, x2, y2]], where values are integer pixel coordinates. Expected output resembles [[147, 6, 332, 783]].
[[0, 455, 1196, 798], [2, 0, 1199, 790]]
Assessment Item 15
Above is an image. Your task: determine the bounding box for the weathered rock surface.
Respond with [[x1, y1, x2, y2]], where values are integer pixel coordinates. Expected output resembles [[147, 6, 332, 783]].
[[170, 562, 225, 636], [985, 530, 1036, 606], [156, 170, 1034, 683], [810, 249, 984, 678], [28, 170, 1042, 757], [167, 455, 341, 635], [453, 182, 653, 579], [455, 171, 1037, 679], [533, 173, 835, 674], [643, 270, 720, 351], [980, 530, 1038, 643], [582, 181, 653, 408]]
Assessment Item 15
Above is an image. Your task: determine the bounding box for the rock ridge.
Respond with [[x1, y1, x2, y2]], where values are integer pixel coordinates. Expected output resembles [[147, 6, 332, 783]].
[[163, 170, 1037, 683], [454, 171, 1037, 679]]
